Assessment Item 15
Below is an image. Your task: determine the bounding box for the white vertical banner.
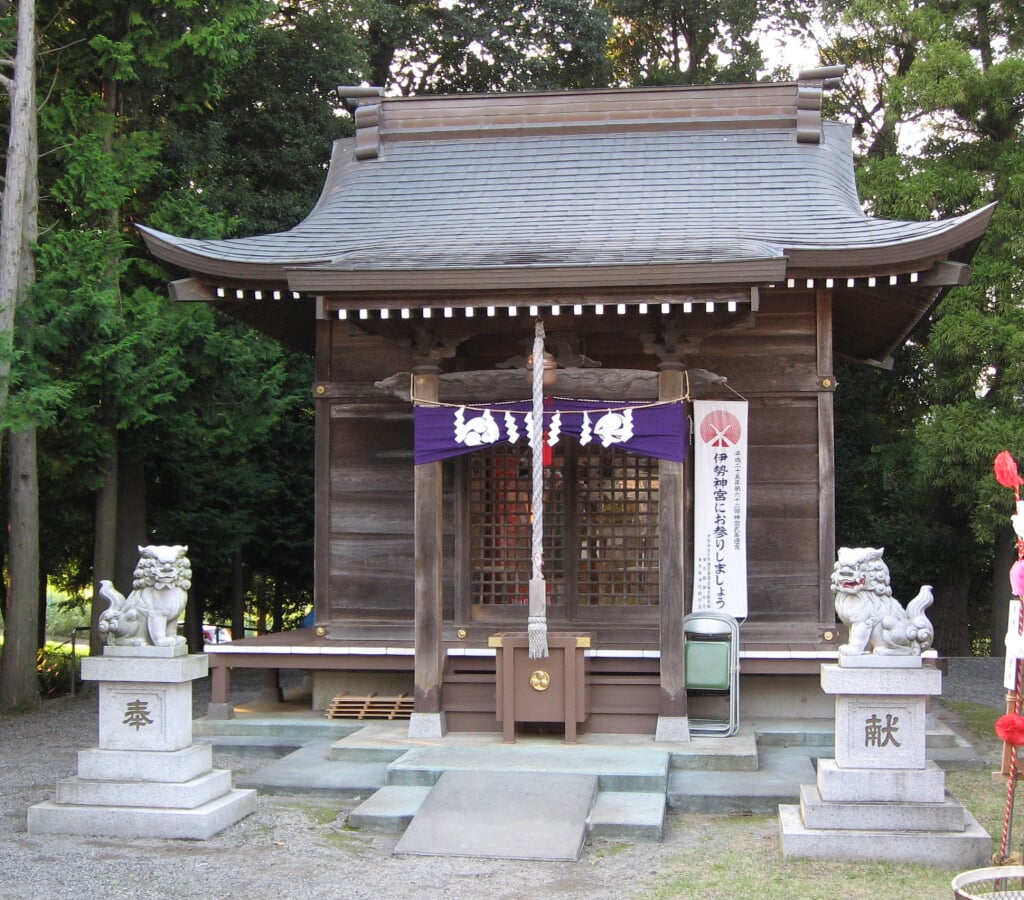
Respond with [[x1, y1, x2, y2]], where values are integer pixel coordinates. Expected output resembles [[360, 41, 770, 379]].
[[1005, 598, 1022, 692], [692, 400, 748, 617]]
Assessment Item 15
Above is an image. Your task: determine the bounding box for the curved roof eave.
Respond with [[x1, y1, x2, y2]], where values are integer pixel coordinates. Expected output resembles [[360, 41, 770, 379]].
[[784, 203, 997, 275], [136, 224, 331, 283]]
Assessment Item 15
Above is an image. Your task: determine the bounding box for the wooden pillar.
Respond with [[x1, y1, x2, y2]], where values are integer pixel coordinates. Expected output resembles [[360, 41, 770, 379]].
[[816, 288, 836, 623], [655, 365, 690, 741], [206, 662, 233, 720], [312, 312, 331, 626], [410, 369, 447, 736]]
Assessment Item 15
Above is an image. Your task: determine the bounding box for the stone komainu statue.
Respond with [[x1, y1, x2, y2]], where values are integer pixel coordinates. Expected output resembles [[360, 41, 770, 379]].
[[831, 547, 935, 656], [97, 545, 191, 647]]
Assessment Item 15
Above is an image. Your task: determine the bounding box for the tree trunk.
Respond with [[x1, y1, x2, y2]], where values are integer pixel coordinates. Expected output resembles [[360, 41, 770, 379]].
[[0, 10, 40, 710], [184, 569, 204, 653], [231, 551, 246, 642], [37, 568, 46, 650], [0, 427, 42, 711], [931, 564, 973, 657], [90, 427, 118, 657], [114, 455, 147, 589], [0, 0, 37, 466]]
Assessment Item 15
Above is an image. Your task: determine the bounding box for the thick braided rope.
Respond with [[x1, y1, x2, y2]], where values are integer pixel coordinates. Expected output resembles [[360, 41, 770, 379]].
[[528, 321, 549, 659]]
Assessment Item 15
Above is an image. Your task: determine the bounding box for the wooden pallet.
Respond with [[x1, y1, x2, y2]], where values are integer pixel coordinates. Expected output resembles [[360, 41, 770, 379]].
[[324, 692, 414, 720]]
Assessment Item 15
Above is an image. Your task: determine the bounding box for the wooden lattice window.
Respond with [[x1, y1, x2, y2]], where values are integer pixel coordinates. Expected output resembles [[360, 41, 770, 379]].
[[467, 442, 659, 611]]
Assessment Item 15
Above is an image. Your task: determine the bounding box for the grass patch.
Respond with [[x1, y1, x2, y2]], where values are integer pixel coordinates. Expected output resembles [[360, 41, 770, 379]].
[[642, 702, 1021, 900], [278, 800, 342, 827], [643, 814, 978, 899], [322, 828, 373, 852], [940, 699, 1002, 758]]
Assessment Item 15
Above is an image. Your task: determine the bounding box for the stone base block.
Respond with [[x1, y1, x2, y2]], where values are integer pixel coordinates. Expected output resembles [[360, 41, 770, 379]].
[[82, 653, 208, 684], [28, 789, 257, 841], [821, 663, 941, 697], [56, 769, 232, 809], [77, 743, 213, 783], [407, 712, 447, 739], [778, 804, 991, 869], [655, 716, 691, 743], [834, 695, 928, 769], [102, 644, 188, 659], [205, 702, 235, 720], [98, 681, 195, 752], [816, 758, 946, 803], [799, 784, 968, 832]]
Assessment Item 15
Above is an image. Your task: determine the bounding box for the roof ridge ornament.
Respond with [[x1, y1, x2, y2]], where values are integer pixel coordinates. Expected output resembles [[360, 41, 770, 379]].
[[336, 85, 385, 160], [796, 64, 847, 144]]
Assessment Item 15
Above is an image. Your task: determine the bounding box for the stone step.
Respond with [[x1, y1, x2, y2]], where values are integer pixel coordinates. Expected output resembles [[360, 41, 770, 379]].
[[346, 784, 668, 843], [385, 744, 670, 793], [666, 729, 758, 771], [192, 715, 358, 741], [588, 791, 666, 841], [750, 716, 963, 749], [234, 740, 388, 796], [347, 785, 433, 832], [667, 746, 817, 814]]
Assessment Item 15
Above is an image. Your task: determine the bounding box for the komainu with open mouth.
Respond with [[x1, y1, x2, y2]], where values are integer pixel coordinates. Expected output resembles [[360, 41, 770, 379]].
[[831, 547, 934, 657]]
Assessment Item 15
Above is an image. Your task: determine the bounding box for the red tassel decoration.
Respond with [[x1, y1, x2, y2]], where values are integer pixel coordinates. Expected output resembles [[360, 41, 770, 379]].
[[995, 451, 1024, 490], [996, 714, 1024, 746]]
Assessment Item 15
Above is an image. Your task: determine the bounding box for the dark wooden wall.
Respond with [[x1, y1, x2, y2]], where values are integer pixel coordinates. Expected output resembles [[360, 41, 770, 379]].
[[690, 291, 826, 627], [315, 288, 832, 638]]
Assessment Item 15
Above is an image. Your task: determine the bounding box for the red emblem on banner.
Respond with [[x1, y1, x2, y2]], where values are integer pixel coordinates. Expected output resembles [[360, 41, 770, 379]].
[[699, 410, 743, 447]]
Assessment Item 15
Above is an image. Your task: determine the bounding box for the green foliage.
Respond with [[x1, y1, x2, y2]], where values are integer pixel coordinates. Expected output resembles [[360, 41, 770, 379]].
[[810, 0, 1024, 649], [44, 592, 91, 638], [356, 0, 613, 93], [602, 0, 765, 85], [36, 645, 75, 697]]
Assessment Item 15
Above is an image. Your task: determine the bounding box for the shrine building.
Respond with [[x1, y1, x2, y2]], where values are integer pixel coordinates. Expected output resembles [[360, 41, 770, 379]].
[[140, 69, 993, 738]]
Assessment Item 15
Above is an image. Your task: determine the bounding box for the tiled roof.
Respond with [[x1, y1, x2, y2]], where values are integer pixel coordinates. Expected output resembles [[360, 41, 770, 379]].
[[139, 119, 991, 292], [138, 80, 994, 362]]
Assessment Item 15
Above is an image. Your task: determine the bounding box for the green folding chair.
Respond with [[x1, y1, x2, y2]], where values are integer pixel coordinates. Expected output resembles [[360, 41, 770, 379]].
[[684, 611, 740, 737]]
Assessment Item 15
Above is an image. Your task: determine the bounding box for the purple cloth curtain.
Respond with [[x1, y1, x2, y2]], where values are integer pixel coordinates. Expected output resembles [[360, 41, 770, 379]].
[[414, 398, 687, 465]]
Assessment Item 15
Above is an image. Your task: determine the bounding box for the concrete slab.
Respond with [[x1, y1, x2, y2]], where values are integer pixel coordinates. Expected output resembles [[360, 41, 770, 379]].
[[588, 792, 666, 841], [235, 740, 388, 795], [394, 770, 597, 861], [667, 746, 817, 814], [347, 785, 433, 832], [385, 744, 669, 793], [778, 804, 991, 869]]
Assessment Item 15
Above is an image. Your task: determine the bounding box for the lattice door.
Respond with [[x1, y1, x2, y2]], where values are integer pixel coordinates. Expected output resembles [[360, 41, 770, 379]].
[[467, 442, 659, 613]]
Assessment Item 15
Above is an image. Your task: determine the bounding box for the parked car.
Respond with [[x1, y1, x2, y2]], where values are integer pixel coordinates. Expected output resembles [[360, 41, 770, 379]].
[[202, 624, 232, 644]]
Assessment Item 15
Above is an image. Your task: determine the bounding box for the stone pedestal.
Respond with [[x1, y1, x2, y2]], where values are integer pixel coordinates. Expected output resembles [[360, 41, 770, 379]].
[[28, 649, 255, 840], [779, 656, 990, 868]]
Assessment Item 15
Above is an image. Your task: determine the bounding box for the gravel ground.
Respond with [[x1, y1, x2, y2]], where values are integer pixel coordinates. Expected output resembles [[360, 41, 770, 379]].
[[0, 659, 1007, 899]]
